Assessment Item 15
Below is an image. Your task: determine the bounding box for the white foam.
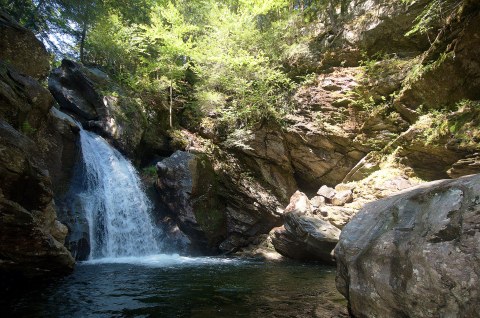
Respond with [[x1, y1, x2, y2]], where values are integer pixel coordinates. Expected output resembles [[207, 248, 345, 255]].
[[81, 254, 246, 267], [78, 130, 161, 259]]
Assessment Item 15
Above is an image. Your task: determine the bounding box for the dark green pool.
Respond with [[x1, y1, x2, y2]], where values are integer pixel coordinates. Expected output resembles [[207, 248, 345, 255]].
[[2, 255, 348, 317]]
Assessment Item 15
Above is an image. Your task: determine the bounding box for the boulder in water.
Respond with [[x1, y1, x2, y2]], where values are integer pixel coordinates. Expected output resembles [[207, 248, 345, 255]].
[[272, 191, 340, 263], [335, 174, 480, 317], [156, 151, 227, 253]]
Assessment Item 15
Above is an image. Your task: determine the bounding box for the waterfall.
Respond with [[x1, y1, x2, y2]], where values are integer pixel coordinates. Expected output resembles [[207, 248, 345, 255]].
[[77, 128, 160, 259]]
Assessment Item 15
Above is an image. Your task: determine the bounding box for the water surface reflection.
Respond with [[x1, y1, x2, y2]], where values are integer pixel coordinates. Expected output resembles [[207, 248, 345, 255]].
[[3, 257, 348, 317]]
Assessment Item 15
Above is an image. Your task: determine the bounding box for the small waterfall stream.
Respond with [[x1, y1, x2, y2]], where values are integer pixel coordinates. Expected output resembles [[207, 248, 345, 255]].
[[77, 128, 160, 259]]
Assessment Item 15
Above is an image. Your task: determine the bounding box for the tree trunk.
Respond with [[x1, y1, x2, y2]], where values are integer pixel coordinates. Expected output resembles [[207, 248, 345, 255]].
[[327, 1, 336, 24], [169, 81, 173, 128], [80, 20, 88, 64], [341, 0, 349, 16]]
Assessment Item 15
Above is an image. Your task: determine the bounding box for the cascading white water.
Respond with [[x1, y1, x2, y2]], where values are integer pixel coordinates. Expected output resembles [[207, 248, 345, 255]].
[[78, 129, 160, 259]]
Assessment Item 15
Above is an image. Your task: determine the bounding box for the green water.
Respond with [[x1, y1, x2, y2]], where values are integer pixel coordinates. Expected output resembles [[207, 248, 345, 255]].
[[2, 257, 348, 317]]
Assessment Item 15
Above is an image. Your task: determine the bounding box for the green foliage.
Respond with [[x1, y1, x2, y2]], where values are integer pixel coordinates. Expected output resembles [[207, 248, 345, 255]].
[[405, 0, 463, 37], [420, 100, 480, 149], [298, 73, 318, 86], [402, 51, 454, 96], [168, 129, 190, 149], [82, 0, 302, 131], [21, 120, 36, 135], [141, 165, 157, 177], [5, 0, 351, 133]]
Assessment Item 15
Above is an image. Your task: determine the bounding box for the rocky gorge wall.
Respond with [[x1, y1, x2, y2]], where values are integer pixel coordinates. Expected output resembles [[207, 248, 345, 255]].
[[150, 0, 480, 258], [0, 11, 75, 278], [6, 0, 475, 262], [1, 5, 479, 311], [151, 2, 480, 314]]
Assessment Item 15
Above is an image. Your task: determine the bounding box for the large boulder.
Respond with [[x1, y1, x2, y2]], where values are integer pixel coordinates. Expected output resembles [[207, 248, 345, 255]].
[[0, 120, 75, 277], [335, 174, 480, 317], [0, 11, 50, 80], [0, 14, 76, 277], [156, 151, 226, 253], [0, 62, 53, 131], [272, 191, 340, 263], [48, 59, 104, 121], [156, 149, 286, 253]]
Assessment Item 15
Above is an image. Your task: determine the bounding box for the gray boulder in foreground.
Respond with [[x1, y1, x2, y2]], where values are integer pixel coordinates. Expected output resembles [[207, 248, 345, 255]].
[[335, 174, 480, 318]]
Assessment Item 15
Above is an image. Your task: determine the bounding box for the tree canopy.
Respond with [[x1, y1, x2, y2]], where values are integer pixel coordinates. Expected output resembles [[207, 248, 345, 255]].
[[1, 0, 343, 129]]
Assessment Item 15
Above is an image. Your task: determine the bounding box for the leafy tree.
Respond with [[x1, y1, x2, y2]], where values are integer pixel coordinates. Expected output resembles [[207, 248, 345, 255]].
[[4, 0, 349, 130]]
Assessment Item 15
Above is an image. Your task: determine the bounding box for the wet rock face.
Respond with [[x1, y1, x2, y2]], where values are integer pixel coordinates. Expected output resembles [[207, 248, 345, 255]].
[[0, 12, 76, 277], [0, 11, 50, 80], [156, 149, 286, 253], [335, 174, 480, 318], [0, 120, 75, 277], [48, 59, 167, 159], [156, 151, 226, 253]]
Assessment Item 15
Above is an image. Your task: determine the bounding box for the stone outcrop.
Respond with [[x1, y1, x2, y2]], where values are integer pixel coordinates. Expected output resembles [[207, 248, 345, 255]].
[[335, 174, 480, 318], [395, 5, 480, 117], [155, 148, 286, 253], [0, 62, 53, 132], [272, 192, 340, 263], [49, 59, 105, 121], [286, 0, 432, 74], [0, 27, 80, 199], [0, 11, 76, 277], [36, 108, 80, 196], [448, 154, 480, 178], [0, 120, 75, 277], [156, 151, 225, 253], [285, 67, 370, 190], [0, 11, 50, 80], [48, 59, 170, 159], [223, 125, 297, 202]]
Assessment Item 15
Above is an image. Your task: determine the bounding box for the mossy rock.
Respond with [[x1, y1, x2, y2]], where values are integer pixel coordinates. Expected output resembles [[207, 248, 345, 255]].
[[190, 154, 227, 246]]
